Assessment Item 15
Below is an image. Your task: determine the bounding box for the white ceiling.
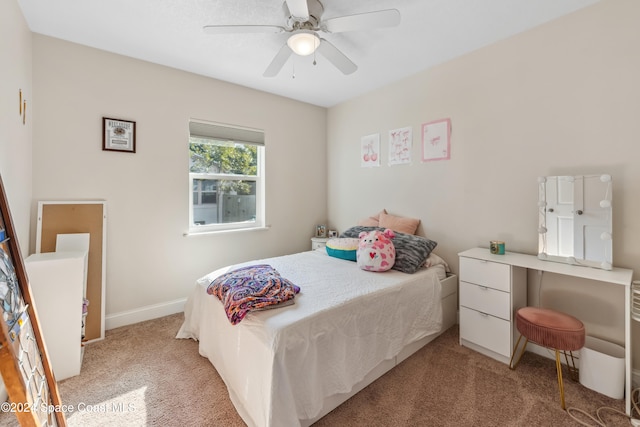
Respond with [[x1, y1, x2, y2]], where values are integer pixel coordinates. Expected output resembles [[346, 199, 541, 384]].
[[18, 0, 599, 108]]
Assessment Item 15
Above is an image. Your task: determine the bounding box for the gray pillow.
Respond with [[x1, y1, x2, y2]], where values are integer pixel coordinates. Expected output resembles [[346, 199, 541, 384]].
[[340, 226, 437, 274]]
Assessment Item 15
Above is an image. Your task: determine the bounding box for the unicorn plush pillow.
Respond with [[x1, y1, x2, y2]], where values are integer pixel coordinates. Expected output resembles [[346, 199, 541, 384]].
[[356, 228, 396, 272]]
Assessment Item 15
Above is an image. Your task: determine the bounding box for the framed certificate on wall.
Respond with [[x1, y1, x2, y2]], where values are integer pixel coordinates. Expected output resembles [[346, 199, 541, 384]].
[[103, 117, 136, 153]]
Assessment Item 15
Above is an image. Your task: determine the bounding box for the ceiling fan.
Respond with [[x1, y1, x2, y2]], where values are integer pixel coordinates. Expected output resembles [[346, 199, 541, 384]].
[[203, 0, 400, 77]]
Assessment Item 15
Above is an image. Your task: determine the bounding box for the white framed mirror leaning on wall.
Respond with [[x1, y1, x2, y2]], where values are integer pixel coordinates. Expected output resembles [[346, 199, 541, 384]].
[[538, 174, 613, 270]]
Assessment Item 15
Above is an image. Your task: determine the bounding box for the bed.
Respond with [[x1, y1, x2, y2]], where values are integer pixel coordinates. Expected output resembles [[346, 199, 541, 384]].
[[177, 238, 458, 427]]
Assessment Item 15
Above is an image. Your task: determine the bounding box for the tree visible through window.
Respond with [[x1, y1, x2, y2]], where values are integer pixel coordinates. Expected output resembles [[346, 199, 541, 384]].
[[188, 120, 264, 232]]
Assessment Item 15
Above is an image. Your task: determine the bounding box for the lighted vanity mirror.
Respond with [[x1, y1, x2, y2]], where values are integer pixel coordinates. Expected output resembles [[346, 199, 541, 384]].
[[538, 174, 612, 270]]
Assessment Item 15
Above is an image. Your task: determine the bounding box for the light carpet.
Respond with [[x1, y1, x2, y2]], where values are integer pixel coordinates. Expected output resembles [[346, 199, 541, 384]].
[[0, 313, 631, 426]]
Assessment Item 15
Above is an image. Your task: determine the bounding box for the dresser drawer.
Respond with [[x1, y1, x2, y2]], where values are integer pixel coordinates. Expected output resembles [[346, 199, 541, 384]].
[[459, 281, 511, 320], [459, 257, 510, 292], [459, 306, 511, 357], [311, 238, 329, 251]]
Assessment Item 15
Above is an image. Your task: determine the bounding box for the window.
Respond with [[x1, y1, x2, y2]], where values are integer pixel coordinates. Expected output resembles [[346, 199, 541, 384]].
[[188, 120, 265, 233]]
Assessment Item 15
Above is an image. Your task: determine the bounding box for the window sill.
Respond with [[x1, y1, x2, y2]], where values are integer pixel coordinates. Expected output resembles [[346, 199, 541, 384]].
[[183, 225, 270, 237]]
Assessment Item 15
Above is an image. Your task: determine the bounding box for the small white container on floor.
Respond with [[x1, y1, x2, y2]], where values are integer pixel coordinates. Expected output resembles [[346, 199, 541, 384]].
[[579, 336, 625, 399]]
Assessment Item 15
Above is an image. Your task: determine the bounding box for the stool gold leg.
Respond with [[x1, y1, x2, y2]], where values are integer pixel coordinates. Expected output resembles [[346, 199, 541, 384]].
[[509, 334, 528, 370], [555, 349, 566, 410]]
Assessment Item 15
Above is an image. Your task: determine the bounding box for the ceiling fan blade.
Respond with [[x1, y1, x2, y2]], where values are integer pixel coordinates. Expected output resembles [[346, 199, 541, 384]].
[[203, 25, 285, 35], [285, 0, 310, 22], [263, 44, 293, 77], [317, 39, 357, 75], [322, 9, 400, 33]]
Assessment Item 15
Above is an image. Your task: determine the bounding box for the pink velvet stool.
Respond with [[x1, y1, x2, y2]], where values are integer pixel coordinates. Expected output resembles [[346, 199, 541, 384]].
[[508, 307, 585, 410]]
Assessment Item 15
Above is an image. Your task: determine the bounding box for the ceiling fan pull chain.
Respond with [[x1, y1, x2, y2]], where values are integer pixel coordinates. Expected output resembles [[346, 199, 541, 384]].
[[313, 37, 317, 66]]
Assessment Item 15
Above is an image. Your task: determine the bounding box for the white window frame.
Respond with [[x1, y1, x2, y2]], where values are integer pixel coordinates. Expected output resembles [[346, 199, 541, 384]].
[[188, 120, 265, 235]]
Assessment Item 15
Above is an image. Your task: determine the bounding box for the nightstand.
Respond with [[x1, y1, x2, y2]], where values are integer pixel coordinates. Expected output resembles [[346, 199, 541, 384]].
[[311, 237, 329, 250]]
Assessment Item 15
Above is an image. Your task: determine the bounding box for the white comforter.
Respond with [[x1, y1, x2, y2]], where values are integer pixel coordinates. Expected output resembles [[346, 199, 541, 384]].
[[177, 249, 443, 427]]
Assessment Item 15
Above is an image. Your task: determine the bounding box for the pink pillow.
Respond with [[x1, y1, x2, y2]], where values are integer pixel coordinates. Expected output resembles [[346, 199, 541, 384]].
[[357, 209, 387, 227], [379, 212, 420, 235]]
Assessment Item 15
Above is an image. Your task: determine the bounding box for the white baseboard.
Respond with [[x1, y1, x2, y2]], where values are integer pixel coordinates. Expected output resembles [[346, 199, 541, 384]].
[[527, 342, 557, 361], [105, 298, 186, 331]]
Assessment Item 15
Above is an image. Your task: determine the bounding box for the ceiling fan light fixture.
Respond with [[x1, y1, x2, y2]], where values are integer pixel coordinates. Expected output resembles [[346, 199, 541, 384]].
[[287, 30, 320, 56]]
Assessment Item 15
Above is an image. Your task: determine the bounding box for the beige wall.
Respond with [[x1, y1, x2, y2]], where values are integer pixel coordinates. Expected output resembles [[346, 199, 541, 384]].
[[31, 36, 327, 323], [7, 0, 640, 366], [0, 0, 33, 403], [0, 0, 32, 257], [327, 0, 640, 362]]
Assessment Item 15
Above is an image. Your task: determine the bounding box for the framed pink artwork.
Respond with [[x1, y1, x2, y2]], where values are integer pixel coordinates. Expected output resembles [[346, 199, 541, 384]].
[[388, 127, 412, 166], [361, 133, 380, 167], [421, 118, 451, 162]]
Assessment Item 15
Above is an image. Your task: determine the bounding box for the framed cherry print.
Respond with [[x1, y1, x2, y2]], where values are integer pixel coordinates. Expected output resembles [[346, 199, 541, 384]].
[[361, 133, 380, 167]]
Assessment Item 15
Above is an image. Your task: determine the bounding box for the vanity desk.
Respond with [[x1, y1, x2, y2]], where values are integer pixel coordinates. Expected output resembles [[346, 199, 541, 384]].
[[458, 247, 634, 414]]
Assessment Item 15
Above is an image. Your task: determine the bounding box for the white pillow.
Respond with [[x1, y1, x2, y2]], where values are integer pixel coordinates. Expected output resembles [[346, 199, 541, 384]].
[[425, 253, 450, 272]]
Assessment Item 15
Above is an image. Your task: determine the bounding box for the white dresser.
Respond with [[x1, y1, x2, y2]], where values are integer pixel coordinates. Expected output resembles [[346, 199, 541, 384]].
[[25, 251, 88, 381], [458, 251, 527, 364], [458, 247, 634, 415]]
